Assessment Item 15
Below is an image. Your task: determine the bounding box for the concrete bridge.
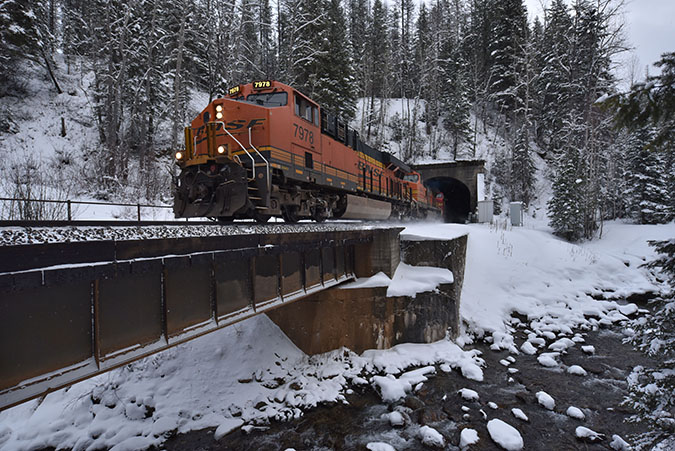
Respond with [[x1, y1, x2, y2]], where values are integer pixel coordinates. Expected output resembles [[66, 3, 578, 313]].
[[414, 160, 486, 223]]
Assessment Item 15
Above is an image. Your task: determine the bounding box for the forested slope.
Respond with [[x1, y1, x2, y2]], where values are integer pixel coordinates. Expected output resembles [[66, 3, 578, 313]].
[[0, 0, 672, 236]]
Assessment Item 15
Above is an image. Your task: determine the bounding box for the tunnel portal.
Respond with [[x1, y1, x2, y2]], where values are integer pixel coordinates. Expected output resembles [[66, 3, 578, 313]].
[[414, 160, 485, 224], [425, 177, 472, 223]]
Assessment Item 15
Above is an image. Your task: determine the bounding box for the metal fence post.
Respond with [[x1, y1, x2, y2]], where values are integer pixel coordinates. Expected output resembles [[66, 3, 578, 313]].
[[67, 200, 72, 221], [137, 204, 141, 222]]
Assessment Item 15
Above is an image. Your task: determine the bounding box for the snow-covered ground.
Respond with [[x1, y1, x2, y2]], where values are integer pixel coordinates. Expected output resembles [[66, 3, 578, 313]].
[[0, 219, 671, 450]]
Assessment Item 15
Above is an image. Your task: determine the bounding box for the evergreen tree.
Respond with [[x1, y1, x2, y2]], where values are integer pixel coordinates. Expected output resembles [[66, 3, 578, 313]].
[[313, 0, 356, 119], [464, 0, 493, 102], [624, 126, 671, 224], [348, 0, 370, 98], [620, 54, 675, 434], [363, 0, 390, 143], [487, 0, 528, 114], [511, 124, 536, 205], [235, 0, 261, 82], [548, 134, 585, 241], [0, 1, 54, 93], [611, 52, 675, 149], [534, 0, 573, 153], [441, 0, 472, 159], [258, 0, 276, 78], [626, 238, 675, 433]]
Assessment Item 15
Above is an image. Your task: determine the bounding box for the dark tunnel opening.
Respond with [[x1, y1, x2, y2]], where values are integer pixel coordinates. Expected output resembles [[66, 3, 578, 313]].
[[425, 177, 471, 223]]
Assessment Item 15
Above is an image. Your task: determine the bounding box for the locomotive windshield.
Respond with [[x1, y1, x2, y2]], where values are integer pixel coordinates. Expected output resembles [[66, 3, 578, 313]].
[[245, 92, 288, 107], [403, 173, 419, 183]]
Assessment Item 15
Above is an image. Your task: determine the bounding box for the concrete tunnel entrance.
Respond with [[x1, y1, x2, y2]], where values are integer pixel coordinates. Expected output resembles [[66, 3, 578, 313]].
[[425, 177, 472, 223]]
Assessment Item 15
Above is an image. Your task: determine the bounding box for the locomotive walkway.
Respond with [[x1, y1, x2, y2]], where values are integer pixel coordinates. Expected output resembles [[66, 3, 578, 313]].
[[0, 227, 402, 411]]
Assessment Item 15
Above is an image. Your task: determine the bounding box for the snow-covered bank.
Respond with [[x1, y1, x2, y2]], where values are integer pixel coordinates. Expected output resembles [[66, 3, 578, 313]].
[[452, 221, 673, 348], [0, 220, 671, 450]]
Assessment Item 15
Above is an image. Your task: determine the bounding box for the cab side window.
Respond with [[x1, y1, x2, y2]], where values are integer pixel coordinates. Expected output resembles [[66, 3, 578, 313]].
[[294, 93, 318, 124]]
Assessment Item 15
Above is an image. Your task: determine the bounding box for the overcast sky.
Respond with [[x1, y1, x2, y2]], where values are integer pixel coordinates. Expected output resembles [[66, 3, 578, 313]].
[[523, 0, 675, 83]]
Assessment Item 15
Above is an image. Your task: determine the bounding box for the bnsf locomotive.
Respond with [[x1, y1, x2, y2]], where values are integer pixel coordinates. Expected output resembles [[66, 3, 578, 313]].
[[173, 80, 441, 223]]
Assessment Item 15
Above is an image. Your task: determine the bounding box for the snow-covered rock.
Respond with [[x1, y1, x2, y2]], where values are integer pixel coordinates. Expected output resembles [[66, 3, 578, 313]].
[[575, 426, 604, 442], [567, 365, 588, 376], [528, 337, 546, 348], [511, 408, 529, 422], [566, 406, 585, 420], [419, 425, 445, 448], [387, 411, 405, 427], [618, 303, 638, 316], [367, 442, 396, 451], [536, 391, 555, 410], [458, 388, 479, 402], [488, 402, 498, 409], [610, 434, 631, 450], [214, 419, 244, 440], [372, 375, 408, 402], [487, 419, 524, 450], [548, 338, 575, 352], [371, 366, 436, 402], [537, 353, 559, 367], [520, 341, 537, 355], [581, 345, 596, 355], [460, 428, 480, 447]]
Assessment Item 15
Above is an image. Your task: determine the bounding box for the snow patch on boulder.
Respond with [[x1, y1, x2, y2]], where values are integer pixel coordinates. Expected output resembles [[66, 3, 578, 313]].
[[536, 391, 555, 410], [458, 388, 479, 402], [487, 419, 524, 450], [567, 365, 588, 376], [419, 425, 445, 448], [566, 406, 585, 420], [460, 428, 479, 447]]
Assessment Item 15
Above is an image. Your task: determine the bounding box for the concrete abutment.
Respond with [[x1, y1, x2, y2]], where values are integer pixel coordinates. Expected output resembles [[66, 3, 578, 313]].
[[267, 230, 468, 354]]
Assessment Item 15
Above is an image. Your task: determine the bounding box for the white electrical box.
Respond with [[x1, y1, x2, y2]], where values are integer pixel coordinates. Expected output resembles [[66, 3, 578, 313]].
[[477, 200, 493, 223], [510, 202, 524, 227]]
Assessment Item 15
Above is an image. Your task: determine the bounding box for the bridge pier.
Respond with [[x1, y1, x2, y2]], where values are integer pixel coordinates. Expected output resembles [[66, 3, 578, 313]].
[[267, 233, 468, 354]]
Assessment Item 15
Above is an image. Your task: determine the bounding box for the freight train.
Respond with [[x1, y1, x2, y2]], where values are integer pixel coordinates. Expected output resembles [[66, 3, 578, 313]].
[[173, 80, 441, 223]]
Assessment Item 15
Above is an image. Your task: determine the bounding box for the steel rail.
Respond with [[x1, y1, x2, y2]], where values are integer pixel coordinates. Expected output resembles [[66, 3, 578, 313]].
[[0, 220, 221, 228]]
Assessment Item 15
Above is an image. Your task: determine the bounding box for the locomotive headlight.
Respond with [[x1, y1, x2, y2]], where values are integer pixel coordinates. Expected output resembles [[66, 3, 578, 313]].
[[175, 151, 184, 160], [215, 104, 223, 112], [216, 112, 223, 119], [217, 145, 226, 154]]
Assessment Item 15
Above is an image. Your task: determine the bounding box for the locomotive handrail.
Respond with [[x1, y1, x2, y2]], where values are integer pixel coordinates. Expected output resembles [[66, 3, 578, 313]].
[[248, 127, 271, 197], [213, 121, 256, 180]]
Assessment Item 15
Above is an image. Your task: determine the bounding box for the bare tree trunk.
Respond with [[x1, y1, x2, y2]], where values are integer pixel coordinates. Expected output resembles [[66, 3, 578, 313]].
[[40, 48, 62, 94], [171, 13, 188, 150]]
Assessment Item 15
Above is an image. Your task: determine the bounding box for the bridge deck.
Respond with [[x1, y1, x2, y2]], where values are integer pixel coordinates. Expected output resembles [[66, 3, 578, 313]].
[[0, 229, 383, 411]]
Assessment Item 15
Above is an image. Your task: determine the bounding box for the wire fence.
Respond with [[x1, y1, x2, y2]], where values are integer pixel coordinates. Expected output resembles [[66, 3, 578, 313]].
[[0, 196, 176, 222]]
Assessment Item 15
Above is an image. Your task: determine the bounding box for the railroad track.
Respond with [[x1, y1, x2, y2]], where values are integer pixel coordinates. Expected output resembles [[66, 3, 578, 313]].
[[0, 219, 296, 228], [0, 219, 377, 247]]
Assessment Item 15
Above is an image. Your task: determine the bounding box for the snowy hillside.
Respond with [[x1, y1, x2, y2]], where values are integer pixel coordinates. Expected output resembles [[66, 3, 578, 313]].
[[0, 220, 671, 450], [0, 59, 207, 219]]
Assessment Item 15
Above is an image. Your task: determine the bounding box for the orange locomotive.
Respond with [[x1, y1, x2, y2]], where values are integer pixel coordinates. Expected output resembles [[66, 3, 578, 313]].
[[173, 80, 441, 223]]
